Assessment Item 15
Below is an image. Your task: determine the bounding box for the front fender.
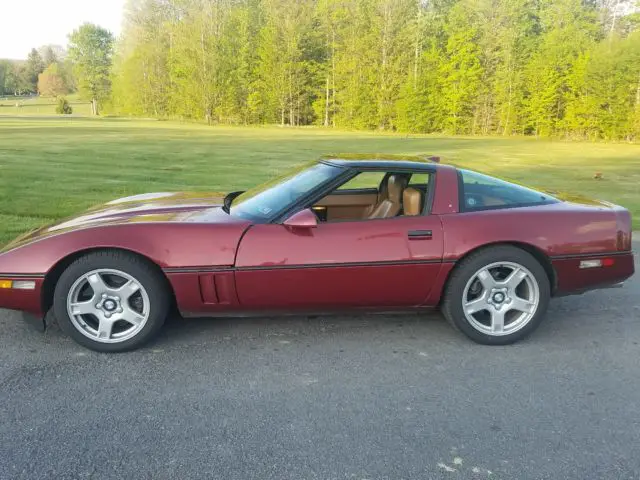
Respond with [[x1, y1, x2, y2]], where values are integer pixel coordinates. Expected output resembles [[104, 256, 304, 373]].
[[0, 222, 249, 276]]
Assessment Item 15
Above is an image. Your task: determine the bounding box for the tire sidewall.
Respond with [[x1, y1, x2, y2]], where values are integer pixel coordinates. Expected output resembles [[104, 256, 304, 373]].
[[53, 252, 170, 352], [444, 246, 551, 345]]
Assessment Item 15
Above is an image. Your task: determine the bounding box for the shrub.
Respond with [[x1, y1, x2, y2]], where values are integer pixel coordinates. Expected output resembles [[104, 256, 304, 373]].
[[55, 96, 73, 115]]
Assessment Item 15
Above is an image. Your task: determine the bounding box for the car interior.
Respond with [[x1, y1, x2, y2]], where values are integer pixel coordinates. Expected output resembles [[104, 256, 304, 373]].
[[312, 172, 429, 222]]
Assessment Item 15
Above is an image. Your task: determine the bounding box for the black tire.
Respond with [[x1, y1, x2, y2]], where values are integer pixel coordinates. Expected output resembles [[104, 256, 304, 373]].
[[441, 245, 551, 345], [53, 250, 171, 352]]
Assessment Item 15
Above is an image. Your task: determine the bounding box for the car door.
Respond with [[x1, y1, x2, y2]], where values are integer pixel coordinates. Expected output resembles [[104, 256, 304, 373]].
[[233, 215, 444, 310]]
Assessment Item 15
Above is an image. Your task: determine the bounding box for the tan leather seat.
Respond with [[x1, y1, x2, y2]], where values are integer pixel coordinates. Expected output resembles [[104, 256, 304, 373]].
[[403, 187, 423, 216], [367, 175, 408, 219]]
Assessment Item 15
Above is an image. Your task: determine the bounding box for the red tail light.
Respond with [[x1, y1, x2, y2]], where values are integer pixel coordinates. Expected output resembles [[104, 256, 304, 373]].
[[579, 258, 615, 269]]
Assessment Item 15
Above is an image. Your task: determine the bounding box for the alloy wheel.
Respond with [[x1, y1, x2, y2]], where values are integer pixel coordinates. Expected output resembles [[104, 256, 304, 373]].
[[66, 268, 151, 344], [462, 261, 540, 336]]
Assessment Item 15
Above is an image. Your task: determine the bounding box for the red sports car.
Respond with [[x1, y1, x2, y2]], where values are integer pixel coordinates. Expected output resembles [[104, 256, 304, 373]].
[[0, 155, 634, 351]]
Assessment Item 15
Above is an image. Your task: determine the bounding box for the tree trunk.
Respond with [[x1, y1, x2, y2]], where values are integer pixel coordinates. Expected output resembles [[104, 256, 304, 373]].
[[92, 98, 98, 116], [609, 0, 621, 36], [413, 5, 422, 89], [324, 75, 330, 127], [331, 30, 336, 128]]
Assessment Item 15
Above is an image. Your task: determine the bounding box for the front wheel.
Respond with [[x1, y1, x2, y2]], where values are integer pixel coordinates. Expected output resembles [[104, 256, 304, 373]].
[[53, 251, 170, 352], [441, 246, 551, 345]]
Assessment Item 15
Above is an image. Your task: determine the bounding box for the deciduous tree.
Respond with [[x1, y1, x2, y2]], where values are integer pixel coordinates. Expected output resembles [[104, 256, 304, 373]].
[[68, 23, 115, 115], [37, 63, 69, 97]]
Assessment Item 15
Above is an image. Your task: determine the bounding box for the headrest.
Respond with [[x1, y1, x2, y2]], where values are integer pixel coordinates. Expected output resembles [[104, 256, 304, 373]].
[[403, 187, 422, 216], [387, 175, 408, 202]]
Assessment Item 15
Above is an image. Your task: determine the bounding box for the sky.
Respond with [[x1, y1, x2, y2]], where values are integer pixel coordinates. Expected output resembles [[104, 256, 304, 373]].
[[0, 0, 125, 60]]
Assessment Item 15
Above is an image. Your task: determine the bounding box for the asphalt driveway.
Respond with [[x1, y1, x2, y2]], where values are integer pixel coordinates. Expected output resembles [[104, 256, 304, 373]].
[[1, 248, 639, 480]]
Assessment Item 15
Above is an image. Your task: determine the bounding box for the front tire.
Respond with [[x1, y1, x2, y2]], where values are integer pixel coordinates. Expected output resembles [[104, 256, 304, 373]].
[[53, 250, 170, 352], [441, 246, 551, 345]]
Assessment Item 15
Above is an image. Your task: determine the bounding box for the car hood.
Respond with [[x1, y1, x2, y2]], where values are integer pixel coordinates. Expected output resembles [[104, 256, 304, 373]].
[[2, 192, 241, 252]]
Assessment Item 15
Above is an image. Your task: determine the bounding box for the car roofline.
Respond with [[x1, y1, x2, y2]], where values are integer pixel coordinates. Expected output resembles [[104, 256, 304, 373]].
[[320, 158, 439, 172]]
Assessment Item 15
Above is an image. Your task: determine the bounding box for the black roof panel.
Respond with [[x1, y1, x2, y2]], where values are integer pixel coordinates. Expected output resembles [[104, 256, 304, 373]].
[[320, 153, 439, 171]]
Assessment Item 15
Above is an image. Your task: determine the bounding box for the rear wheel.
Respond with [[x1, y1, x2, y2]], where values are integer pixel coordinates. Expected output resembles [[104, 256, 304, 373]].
[[53, 251, 170, 352], [442, 246, 551, 345]]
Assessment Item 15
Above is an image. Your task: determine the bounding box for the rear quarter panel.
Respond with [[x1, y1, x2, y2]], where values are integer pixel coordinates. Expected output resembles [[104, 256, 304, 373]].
[[439, 201, 633, 295], [440, 202, 626, 260]]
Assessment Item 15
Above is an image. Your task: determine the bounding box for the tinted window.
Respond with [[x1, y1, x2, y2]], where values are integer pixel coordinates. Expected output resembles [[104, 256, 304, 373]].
[[459, 169, 557, 211]]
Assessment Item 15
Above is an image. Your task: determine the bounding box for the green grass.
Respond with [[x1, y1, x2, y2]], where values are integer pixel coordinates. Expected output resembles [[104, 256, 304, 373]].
[[0, 95, 92, 116], [0, 117, 639, 246]]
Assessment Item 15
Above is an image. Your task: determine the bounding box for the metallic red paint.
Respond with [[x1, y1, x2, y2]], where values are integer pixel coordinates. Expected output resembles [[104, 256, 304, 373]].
[[0, 221, 250, 274], [0, 160, 634, 322], [0, 279, 44, 315], [235, 215, 444, 307], [430, 165, 460, 215], [552, 253, 634, 293], [235, 263, 443, 309], [439, 202, 627, 260], [283, 208, 319, 229]]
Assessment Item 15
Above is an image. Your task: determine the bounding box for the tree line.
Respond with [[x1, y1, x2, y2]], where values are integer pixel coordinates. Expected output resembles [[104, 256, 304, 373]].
[[0, 27, 114, 115], [0, 46, 72, 96], [111, 0, 640, 140], [2, 0, 640, 140]]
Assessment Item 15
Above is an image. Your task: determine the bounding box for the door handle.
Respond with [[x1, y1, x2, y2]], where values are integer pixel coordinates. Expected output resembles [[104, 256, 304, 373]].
[[408, 229, 433, 240]]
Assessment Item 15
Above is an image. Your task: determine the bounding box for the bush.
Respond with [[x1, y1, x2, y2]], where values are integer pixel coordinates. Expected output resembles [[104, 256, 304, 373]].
[[55, 96, 73, 115]]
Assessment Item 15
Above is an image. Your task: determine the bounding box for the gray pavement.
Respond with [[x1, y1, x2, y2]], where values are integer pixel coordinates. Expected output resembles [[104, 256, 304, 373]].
[[1, 248, 639, 480]]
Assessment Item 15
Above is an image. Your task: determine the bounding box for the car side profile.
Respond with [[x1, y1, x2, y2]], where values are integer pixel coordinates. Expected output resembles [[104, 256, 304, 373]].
[[0, 154, 634, 352]]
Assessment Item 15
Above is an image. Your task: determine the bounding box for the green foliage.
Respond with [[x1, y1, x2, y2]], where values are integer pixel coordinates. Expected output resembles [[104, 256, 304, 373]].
[[38, 63, 69, 97], [25, 48, 45, 92], [55, 96, 73, 114], [109, 0, 640, 140], [68, 23, 115, 114], [0, 61, 9, 96]]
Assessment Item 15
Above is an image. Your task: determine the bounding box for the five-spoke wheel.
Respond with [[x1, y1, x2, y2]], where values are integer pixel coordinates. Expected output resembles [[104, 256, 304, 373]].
[[462, 262, 539, 336], [442, 246, 550, 345], [67, 269, 151, 343], [54, 251, 170, 352]]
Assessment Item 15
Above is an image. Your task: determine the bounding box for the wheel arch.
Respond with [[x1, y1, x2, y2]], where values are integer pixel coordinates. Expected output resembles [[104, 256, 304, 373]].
[[442, 241, 557, 300], [41, 247, 176, 315]]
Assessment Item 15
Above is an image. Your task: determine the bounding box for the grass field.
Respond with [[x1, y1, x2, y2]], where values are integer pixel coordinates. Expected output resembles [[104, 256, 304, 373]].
[[0, 95, 92, 116], [0, 117, 639, 246]]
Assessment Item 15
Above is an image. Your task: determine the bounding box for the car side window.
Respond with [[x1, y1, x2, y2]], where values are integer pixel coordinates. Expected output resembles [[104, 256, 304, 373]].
[[409, 173, 430, 187], [459, 169, 557, 211], [337, 172, 386, 191], [313, 170, 430, 223]]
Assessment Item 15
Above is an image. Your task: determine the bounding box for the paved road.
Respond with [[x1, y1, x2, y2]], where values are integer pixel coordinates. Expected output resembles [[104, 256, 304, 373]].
[[1, 252, 639, 480]]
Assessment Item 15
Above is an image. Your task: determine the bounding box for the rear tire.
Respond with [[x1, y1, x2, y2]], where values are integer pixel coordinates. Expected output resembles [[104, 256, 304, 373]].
[[441, 246, 550, 345], [53, 250, 170, 352]]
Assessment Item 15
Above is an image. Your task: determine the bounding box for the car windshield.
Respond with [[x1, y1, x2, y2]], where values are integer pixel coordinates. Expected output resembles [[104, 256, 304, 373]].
[[230, 162, 343, 221]]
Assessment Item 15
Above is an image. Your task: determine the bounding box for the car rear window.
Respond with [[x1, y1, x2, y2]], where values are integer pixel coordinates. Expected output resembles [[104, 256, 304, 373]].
[[459, 169, 557, 212]]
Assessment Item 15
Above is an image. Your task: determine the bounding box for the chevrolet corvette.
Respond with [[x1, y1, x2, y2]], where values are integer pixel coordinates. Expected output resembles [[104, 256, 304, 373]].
[[0, 154, 634, 351]]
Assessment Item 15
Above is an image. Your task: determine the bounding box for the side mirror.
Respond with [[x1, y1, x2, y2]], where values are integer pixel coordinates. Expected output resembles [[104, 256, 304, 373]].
[[283, 208, 318, 229]]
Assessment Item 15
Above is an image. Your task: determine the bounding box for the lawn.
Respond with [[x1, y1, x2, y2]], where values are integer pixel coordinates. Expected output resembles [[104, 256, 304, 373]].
[[0, 117, 639, 246], [0, 95, 92, 116]]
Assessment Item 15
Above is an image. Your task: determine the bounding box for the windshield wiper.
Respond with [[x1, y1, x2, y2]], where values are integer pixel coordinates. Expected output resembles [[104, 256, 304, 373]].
[[222, 191, 244, 214]]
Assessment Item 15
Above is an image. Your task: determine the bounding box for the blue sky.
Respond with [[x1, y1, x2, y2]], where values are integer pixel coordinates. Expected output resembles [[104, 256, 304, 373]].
[[0, 0, 125, 60]]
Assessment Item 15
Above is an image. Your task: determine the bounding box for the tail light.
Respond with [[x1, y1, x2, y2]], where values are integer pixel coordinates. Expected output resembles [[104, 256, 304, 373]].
[[615, 209, 632, 251], [580, 258, 615, 269]]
